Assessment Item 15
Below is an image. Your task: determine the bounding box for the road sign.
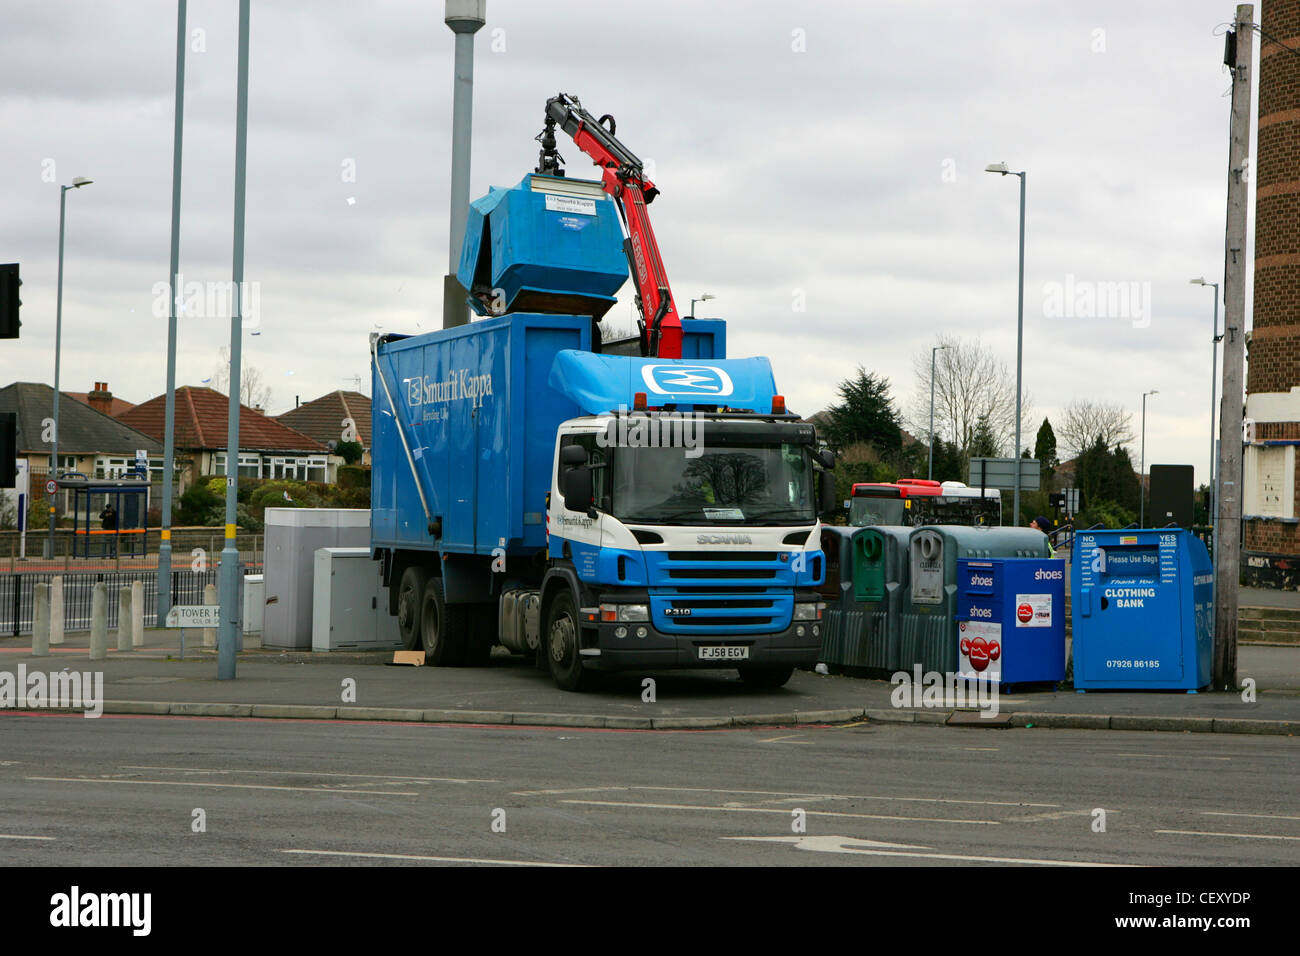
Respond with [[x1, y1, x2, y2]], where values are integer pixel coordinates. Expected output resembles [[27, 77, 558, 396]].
[[968, 457, 1040, 492], [45, 478, 57, 495], [165, 605, 220, 628]]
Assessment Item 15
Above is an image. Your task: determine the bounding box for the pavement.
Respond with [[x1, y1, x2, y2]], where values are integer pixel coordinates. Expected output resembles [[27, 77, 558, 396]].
[[1, 627, 1297, 735]]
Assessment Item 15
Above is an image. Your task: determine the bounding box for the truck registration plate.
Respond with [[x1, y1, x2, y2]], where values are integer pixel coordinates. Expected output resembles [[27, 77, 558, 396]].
[[698, 645, 749, 661]]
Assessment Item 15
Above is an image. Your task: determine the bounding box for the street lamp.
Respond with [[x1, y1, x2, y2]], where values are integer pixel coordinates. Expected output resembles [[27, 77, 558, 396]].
[[689, 293, 716, 318], [1140, 389, 1158, 526], [928, 343, 948, 480], [46, 176, 94, 559], [986, 161, 1026, 525]]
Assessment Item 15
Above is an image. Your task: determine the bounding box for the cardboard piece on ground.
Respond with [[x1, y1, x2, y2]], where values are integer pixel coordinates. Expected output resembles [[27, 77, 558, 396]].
[[388, 651, 426, 666]]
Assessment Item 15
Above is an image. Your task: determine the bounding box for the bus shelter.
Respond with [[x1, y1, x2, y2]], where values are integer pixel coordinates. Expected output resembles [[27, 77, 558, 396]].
[[58, 475, 150, 559]]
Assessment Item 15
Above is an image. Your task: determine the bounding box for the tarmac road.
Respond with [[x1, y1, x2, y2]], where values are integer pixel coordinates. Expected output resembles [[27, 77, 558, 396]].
[[1, 712, 1295, 867]]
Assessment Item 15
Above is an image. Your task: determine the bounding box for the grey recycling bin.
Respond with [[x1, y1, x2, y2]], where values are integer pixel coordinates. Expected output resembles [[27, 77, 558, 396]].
[[898, 525, 1052, 674]]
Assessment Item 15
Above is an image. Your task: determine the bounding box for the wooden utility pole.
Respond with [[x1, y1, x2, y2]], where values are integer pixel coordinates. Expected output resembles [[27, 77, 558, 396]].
[[1214, 4, 1253, 691]]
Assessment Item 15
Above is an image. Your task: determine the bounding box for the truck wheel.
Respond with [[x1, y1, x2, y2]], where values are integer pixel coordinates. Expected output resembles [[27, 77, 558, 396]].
[[737, 665, 794, 688], [396, 566, 428, 651], [546, 590, 594, 691], [463, 604, 496, 667], [421, 576, 467, 666]]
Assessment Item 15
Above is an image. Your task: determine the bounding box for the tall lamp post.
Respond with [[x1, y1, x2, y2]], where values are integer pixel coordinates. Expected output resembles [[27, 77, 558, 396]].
[[443, 0, 486, 330], [928, 343, 948, 480], [157, 0, 188, 621], [1140, 389, 1158, 526], [46, 176, 94, 559], [1189, 278, 1221, 514], [986, 162, 1026, 525], [689, 293, 716, 318]]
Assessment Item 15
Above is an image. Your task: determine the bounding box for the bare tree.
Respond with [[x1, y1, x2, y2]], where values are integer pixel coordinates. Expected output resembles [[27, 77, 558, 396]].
[[1057, 399, 1136, 459], [907, 334, 1031, 468], [211, 345, 274, 412]]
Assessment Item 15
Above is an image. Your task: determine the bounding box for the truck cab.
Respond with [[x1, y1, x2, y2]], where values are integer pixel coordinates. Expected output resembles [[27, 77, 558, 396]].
[[541, 409, 830, 688]]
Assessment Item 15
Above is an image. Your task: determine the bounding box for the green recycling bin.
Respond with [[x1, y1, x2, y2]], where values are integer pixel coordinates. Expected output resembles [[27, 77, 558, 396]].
[[848, 526, 913, 671], [898, 525, 1052, 674]]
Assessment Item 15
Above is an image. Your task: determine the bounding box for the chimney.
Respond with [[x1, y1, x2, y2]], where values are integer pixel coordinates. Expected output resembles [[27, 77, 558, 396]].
[[87, 381, 113, 415]]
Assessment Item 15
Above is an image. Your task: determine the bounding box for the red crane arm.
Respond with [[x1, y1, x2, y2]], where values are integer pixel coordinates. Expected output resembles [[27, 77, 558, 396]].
[[536, 93, 682, 359]]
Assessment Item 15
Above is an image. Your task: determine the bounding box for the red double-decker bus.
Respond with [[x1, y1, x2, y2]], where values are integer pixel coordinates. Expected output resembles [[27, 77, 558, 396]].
[[848, 479, 1002, 528]]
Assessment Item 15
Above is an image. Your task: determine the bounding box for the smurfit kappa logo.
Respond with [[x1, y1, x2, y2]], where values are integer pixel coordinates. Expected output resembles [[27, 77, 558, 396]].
[[641, 364, 734, 397]]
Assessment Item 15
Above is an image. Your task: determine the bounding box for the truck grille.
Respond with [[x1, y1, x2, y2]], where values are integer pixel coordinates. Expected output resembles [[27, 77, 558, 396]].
[[644, 550, 796, 634]]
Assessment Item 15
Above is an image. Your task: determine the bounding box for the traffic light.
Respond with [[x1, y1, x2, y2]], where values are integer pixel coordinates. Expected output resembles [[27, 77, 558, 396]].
[[0, 412, 16, 487], [0, 263, 20, 339]]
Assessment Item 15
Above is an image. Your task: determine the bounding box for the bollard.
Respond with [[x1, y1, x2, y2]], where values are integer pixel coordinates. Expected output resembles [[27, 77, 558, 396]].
[[202, 583, 217, 649], [116, 587, 133, 652], [49, 576, 65, 646], [89, 583, 108, 661], [131, 580, 145, 647], [32, 584, 50, 657]]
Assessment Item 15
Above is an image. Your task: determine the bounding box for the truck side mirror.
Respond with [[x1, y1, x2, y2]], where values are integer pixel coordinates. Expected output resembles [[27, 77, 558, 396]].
[[819, 470, 837, 515], [818, 449, 836, 470], [560, 445, 588, 467], [562, 466, 594, 514]]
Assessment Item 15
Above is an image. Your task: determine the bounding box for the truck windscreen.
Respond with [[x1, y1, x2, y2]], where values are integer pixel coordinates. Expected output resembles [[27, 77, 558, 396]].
[[611, 442, 815, 525]]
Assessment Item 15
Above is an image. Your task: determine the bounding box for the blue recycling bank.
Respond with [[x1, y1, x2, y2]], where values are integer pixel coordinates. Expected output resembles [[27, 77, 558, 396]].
[[1071, 528, 1214, 692], [955, 557, 1067, 686]]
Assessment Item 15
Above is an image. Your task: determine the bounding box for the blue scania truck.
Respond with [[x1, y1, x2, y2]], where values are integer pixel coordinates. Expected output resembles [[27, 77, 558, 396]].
[[370, 312, 834, 690], [370, 99, 833, 690]]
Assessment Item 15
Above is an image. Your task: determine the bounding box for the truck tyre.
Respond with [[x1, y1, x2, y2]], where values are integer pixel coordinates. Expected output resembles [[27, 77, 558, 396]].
[[737, 665, 794, 688], [421, 575, 467, 666], [545, 590, 594, 691], [396, 566, 429, 651], [463, 604, 496, 667]]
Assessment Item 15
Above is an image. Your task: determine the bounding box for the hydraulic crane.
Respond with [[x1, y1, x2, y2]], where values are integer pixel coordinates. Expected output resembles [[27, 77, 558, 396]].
[[535, 93, 683, 359]]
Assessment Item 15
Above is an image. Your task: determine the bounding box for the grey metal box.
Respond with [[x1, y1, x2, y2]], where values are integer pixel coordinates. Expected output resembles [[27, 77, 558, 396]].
[[262, 509, 370, 649], [312, 547, 401, 652]]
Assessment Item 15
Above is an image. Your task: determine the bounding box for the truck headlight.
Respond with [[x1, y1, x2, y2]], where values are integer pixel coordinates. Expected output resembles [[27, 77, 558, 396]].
[[600, 603, 649, 622], [793, 602, 825, 621]]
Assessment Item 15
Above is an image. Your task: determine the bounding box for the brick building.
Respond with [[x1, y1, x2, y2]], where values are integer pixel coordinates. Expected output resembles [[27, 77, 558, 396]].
[[1244, 0, 1300, 587]]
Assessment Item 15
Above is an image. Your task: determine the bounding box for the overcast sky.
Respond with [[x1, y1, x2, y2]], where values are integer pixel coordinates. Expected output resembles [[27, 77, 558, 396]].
[[1, 0, 1257, 483]]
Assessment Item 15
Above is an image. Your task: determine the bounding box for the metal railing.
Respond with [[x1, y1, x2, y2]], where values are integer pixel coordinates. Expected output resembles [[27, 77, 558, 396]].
[[0, 563, 260, 636]]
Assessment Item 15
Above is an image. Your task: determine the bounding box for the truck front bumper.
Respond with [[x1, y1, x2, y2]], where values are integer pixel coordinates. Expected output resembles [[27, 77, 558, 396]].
[[585, 620, 823, 671]]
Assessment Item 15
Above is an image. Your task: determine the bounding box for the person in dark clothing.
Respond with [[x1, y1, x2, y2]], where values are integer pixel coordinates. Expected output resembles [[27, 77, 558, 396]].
[[1031, 515, 1052, 535], [99, 502, 117, 557]]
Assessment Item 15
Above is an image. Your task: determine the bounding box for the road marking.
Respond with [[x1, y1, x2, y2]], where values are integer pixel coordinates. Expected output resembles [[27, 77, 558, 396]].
[[1010, 809, 1097, 822], [281, 849, 582, 867], [1114, 753, 1231, 760], [0, 834, 55, 841], [1156, 829, 1300, 842], [964, 747, 999, 752], [727, 835, 1127, 866], [27, 776, 419, 796], [758, 734, 812, 744], [121, 765, 496, 784], [622, 785, 1056, 809], [559, 799, 1000, 825], [511, 786, 628, 797], [1201, 811, 1300, 822]]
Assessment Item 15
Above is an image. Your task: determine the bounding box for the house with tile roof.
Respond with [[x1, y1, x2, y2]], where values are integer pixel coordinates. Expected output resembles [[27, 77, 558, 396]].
[[118, 386, 332, 490], [0, 382, 163, 516], [276, 390, 372, 466]]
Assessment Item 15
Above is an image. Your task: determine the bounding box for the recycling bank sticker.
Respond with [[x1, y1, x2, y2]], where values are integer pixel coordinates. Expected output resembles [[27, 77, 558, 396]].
[[641, 364, 735, 396]]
